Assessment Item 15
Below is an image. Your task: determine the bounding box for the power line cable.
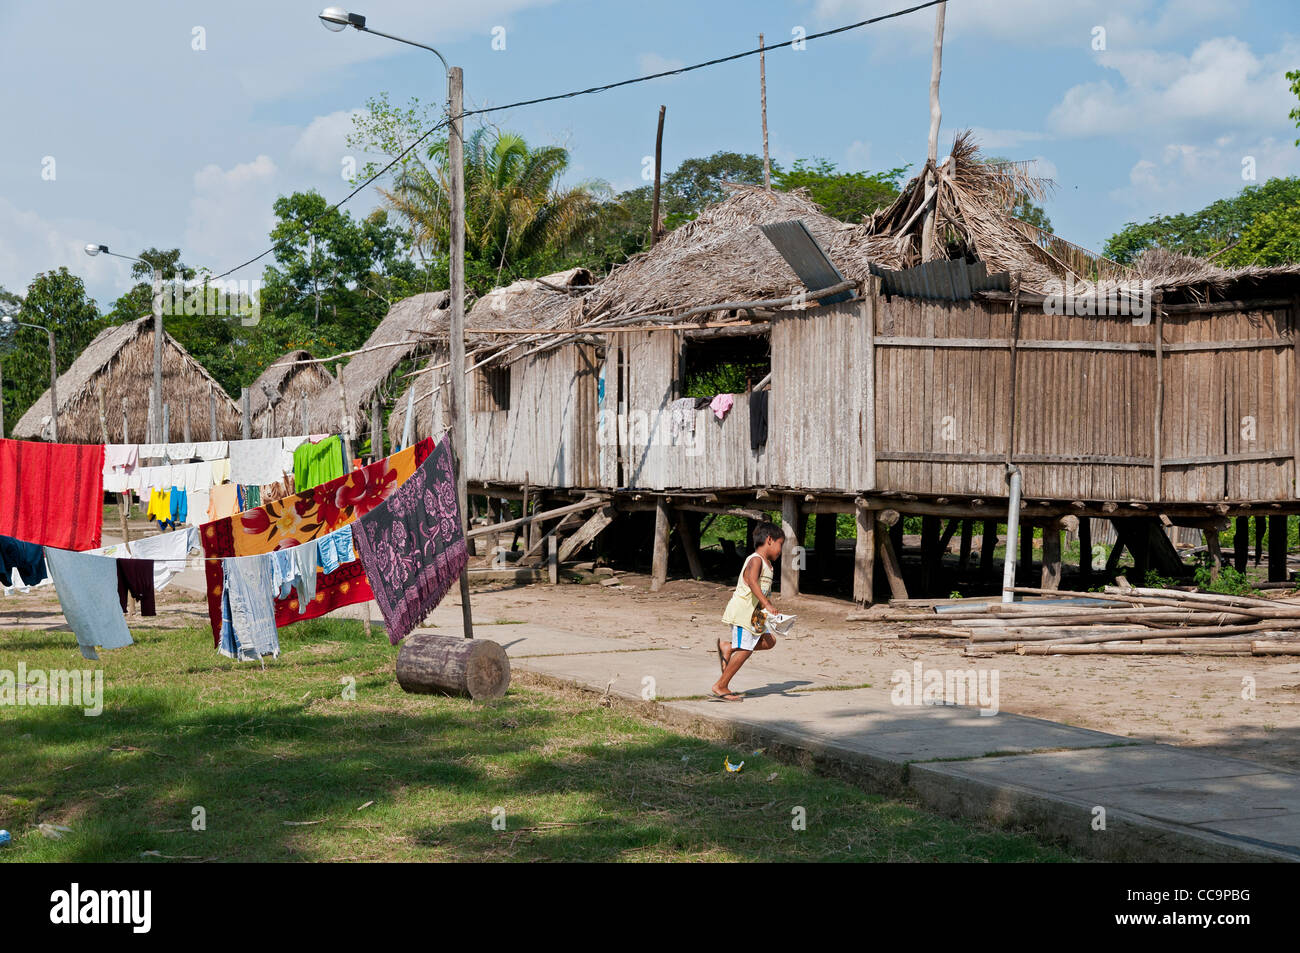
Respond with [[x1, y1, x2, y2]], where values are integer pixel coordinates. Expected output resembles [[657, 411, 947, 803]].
[[210, 0, 948, 280]]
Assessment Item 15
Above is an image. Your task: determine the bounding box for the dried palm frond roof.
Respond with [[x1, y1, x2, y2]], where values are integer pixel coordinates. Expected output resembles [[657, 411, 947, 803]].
[[248, 349, 335, 434], [554, 187, 896, 328], [12, 314, 241, 442], [867, 130, 1130, 289]]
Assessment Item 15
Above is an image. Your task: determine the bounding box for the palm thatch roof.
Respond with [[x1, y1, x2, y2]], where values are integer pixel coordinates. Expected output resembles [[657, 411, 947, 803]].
[[1126, 247, 1300, 301], [385, 269, 594, 444], [12, 315, 242, 443], [248, 349, 336, 437], [304, 290, 451, 434]]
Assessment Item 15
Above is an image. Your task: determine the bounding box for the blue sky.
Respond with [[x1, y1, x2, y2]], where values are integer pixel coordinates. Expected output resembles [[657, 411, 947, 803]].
[[2, 0, 1297, 307]]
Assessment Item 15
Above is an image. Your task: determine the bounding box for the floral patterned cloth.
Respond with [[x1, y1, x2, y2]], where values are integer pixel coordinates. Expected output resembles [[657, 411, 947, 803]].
[[352, 436, 467, 645], [200, 438, 433, 643]]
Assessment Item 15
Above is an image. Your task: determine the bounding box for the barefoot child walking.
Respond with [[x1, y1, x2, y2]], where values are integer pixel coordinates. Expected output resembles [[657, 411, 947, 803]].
[[712, 522, 784, 701]]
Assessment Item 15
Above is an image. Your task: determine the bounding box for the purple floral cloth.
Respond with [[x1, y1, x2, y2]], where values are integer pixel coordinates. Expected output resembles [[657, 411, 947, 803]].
[[352, 437, 468, 644]]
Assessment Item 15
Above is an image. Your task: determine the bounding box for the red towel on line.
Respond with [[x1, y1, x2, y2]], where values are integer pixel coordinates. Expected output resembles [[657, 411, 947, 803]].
[[0, 439, 105, 551]]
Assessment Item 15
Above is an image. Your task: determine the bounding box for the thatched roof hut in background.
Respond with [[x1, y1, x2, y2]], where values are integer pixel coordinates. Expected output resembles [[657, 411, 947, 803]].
[[12, 314, 242, 443], [247, 349, 335, 437], [304, 289, 451, 436], [386, 269, 592, 444]]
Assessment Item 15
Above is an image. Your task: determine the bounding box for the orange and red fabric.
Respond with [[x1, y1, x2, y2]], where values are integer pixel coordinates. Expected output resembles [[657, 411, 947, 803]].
[[199, 438, 433, 643]]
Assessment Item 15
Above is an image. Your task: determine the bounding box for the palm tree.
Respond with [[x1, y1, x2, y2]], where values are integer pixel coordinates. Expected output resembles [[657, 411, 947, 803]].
[[382, 128, 609, 282]]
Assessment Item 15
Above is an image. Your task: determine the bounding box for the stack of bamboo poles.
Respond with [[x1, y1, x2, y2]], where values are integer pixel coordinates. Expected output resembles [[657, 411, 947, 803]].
[[856, 586, 1300, 657]]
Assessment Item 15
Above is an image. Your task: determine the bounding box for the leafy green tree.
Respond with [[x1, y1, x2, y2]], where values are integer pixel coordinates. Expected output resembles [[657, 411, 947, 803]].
[[381, 128, 607, 292], [1, 269, 103, 431], [660, 151, 768, 227], [1104, 177, 1300, 263], [772, 158, 908, 222], [1289, 69, 1300, 146], [249, 191, 421, 383], [1217, 202, 1300, 266]]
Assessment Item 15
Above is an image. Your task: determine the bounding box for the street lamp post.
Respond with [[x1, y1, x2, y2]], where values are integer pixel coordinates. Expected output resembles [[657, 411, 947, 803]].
[[85, 244, 164, 443], [1, 315, 59, 442], [319, 8, 474, 641]]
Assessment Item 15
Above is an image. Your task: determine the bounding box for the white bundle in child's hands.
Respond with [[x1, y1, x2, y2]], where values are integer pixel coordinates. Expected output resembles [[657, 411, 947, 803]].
[[761, 609, 797, 636]]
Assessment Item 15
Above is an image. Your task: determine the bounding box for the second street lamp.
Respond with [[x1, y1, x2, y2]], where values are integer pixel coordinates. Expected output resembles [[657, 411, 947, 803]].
[[319, 8, 474, 641], [86, 243, 165, 443]]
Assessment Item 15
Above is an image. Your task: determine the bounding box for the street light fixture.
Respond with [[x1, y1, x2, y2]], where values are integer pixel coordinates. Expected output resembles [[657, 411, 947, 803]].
[[318, 8, 471, 640], [85, 242, 165, 444], [1, 313, 59, 443]]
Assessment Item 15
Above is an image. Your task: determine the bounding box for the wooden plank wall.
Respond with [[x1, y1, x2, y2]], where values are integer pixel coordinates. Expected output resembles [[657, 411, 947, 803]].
[[466, 345, 584, 487], [613, 330, 769, 490], [770, 300, 870, 490]]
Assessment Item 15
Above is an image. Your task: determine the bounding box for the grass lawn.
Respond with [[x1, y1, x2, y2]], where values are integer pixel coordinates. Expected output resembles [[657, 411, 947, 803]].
[[1, 618, 1076, 862]]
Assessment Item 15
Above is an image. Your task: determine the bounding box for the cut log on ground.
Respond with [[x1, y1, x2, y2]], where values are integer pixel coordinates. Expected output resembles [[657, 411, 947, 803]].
[[396, 633, 511, 700]]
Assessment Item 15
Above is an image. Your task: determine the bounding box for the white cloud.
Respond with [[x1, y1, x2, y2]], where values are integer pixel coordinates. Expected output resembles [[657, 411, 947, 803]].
[[184, 156, 279, 276], [1047, 36, 1299, 138], [0, 197, 137, 302], [290, 109, 366, 176], [1110, 135, 1300, 207], [809, 0, 1238, 53], [637, 52, 686, 77]]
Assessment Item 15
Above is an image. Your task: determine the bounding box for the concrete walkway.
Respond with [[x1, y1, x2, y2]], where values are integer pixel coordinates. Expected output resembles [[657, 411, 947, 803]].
[[480, 622, 1300, 862]]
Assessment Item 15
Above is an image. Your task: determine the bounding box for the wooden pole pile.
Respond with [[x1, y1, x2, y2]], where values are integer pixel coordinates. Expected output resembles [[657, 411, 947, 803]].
[[854, 585, 1300, 657]]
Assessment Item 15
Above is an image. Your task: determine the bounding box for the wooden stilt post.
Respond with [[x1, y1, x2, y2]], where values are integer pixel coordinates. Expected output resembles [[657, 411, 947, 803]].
[[980, 520, 998, 580], [183, 396, 191, 443], [547, 534, 558, 586], [1018, 521, 1034, 586], [814, 512, 836, 583], [1041, 519, 1062, 590], [780, 493, 800, 597], [853, 502, 875, 605], [334, 364, 353, 469], [370, 393, 381, 464], [958, 518, 973, 571], [651, 498, 670, 592], [674, 509, 704, 580], [1206, 527, 1223, 582], [240, 388, 251, 441], [1268, 515, 1288, 583], [208, 385, 217, 440], [1255, 516, 1265, 566], [1234, 516, 1250, 573], [920, 515, 940, 596]]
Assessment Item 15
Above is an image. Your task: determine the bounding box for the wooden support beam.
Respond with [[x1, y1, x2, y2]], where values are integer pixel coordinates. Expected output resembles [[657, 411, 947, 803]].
[[466, 496, 605, 540], [980, 520, 998, 580], [1018, 521, 1034, 586], [876, 519, 908, 600], [780, 494, 801, 597], [674, 508, 705, 580], [558, 506, 616, 563], [853, 503, 875, 605], [1268, 515, 1289, 583], [920, 515, 941, 596], [651, 498, 670, 592], [1205, 527, 1223, 583], [958, 519, 973, 571]]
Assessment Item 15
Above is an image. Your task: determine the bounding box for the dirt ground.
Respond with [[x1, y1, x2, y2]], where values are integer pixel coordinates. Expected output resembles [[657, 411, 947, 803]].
[[7, 543, 1300, 774], [449, 570, 1300, 774]]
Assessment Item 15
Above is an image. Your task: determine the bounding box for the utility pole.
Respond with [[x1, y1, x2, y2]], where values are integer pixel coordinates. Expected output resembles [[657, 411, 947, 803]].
[[921, 1, 947, 262], [759, 33, 770, 190], [448, 65, 475, 641], [650, 105, 666, 246]]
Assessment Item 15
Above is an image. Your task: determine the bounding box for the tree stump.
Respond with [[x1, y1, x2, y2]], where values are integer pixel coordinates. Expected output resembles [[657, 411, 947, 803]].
[[396, 634, 510, 700]]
